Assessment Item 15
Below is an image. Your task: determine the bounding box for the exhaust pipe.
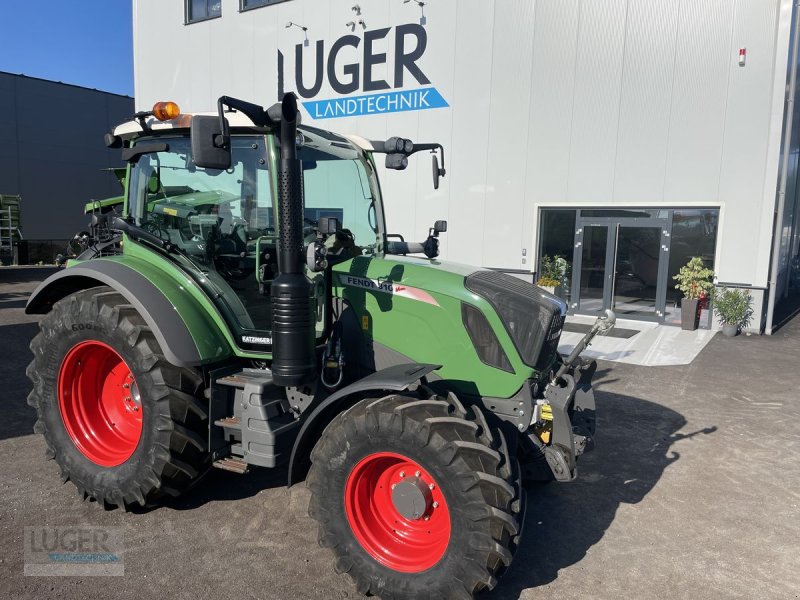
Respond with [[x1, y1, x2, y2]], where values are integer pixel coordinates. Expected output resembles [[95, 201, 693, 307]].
[[271, 93, 316, 387]]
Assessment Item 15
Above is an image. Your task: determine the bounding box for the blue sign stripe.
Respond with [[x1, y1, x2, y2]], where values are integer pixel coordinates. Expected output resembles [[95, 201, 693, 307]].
[[303, 87, 449, 120]]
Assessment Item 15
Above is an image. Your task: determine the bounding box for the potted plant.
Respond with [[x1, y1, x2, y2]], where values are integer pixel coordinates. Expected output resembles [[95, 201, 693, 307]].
[[672, 257, 714, 331], [712, 287, 753, 336], [537, 255, 569, 297]]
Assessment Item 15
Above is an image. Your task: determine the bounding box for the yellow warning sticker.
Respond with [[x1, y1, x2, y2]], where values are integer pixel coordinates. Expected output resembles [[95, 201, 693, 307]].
[[361, 315, 369, 330]]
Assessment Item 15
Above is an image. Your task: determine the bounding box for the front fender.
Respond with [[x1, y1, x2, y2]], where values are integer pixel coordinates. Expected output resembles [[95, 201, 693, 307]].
[[26, 259, 232, 367], [287, 363, 440, 486]]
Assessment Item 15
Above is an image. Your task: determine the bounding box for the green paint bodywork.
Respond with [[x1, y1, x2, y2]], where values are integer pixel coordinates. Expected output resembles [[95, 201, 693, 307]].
[[333, 255, 534, 398], [100, 244, 233, 363]]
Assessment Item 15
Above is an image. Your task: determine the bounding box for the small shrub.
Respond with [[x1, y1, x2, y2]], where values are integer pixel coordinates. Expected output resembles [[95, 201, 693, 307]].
[[673, 257, 714, 300], [538, 255, 570, 288], [713, 287, 753, 327]]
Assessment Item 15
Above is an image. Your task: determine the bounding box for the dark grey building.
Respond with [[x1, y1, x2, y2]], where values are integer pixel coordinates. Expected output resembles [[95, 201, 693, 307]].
[[0, 72, 134, 243]]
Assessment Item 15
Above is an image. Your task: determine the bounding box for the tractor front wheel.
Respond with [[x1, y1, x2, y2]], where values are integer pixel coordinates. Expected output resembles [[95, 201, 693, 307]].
[[307, 394, 523, 599], [26, 286, 210, 509]]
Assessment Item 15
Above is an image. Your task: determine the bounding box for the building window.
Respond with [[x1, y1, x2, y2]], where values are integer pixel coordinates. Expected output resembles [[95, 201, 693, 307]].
[[240, 0, 290, 12], [665, 208, 719, 325], [538, 209, 577, 302], [186, 0, 221, 24]]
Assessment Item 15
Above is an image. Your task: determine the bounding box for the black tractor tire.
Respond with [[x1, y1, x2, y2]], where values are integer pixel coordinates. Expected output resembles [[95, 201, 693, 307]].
[[307, 393, 524, 599], [26, 286, 210, 509]]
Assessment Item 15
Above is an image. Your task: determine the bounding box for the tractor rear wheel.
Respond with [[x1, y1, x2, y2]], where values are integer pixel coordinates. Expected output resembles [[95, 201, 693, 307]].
[[307, 393, 523, 599], [26, 286, 210, 509]]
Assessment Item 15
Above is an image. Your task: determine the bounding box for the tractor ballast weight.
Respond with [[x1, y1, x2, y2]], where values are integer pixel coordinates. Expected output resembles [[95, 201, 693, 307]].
[[24, 94, 611, 600]]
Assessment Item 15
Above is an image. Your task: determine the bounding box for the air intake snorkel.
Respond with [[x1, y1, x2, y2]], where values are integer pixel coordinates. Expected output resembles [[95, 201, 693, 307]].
[[270, 93, 317, 387]]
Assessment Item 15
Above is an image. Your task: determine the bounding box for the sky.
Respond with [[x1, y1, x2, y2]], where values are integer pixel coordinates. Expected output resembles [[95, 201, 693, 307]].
[[0, 0, 134, 96]]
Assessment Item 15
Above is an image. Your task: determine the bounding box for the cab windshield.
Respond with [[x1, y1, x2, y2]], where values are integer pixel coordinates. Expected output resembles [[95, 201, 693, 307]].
[[298, 127, 382, 257], [128, 135, 272, 255]]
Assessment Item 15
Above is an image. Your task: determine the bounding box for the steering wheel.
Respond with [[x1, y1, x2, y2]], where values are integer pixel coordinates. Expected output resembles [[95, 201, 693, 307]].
[[141, 220, 166, 240]]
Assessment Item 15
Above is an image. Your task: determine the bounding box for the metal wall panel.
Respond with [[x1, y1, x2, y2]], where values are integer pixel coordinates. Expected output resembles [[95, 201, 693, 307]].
[[437, 0, 495, 268], [663, 0, 734, 202], [0, 72, 133, 240], [613, 0, 680, 203], [525, 0, 580, 201], [482, 0, 536, 268], [567, 0, 627, 202], [718, 0, 781, 286]]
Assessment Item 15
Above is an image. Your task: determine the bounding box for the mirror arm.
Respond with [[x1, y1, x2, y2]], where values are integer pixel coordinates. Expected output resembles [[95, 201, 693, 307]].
[[214, 96, 272, 150], [215, 97, 231, 151]]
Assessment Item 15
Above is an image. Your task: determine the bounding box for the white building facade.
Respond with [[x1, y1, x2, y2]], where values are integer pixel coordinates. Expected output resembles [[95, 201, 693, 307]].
[[133, 0, 800, 333]]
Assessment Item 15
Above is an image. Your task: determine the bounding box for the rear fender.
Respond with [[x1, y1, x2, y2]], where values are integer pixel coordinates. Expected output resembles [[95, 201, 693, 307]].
[[25, 261, 232, 367], [287, 363, 441, 486]]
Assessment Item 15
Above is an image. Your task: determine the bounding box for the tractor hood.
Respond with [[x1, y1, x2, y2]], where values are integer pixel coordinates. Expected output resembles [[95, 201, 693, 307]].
[[332, 254, 483, 309], [333, 254, 566, 314]]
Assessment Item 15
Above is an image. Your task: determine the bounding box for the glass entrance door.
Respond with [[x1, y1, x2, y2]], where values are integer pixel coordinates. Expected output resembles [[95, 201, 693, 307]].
[[612, 224, 666, 318], [571, 218, 670, 321]]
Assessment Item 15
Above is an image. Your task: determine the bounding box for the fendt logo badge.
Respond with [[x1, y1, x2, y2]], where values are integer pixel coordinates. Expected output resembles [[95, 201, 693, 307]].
[[278, 24, 449, 119]]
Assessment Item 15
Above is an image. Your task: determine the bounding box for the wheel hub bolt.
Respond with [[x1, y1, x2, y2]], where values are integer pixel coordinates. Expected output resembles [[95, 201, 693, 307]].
[[415, 470, 421, 477], [429, 483, 435, 490], [432, 501, 439, 509], [399, 471, 405, 478]]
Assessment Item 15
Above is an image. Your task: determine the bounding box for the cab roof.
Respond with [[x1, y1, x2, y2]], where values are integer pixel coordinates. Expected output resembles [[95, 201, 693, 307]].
[[112, 112, 375, 152]]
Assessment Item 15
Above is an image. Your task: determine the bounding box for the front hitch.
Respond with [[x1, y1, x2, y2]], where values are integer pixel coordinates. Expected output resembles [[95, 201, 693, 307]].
[[530, 310, 613, 481], [541, 362, 597, 481]]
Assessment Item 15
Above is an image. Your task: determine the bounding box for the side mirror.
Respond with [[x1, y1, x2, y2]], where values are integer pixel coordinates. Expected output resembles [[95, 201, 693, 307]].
[[191, 115, 231, 170], [432, 154, 446, 190], [318, 217, 340, 235], [433, 220, 447, 235]]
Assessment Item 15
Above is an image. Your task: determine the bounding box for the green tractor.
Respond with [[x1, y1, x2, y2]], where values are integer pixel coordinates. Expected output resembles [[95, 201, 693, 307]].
[[25, 94, 613, 598]]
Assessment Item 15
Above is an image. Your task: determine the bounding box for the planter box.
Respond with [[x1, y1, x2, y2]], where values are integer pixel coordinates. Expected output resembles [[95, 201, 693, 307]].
[[680, 298, 700, 331], [539, 284, 563, 297], [722, 324, 738, 337]]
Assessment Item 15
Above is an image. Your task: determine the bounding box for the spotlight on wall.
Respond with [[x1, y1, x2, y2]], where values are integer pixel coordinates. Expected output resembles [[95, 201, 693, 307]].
[[403, 0, 427, 26], [285, 21, 310, 47], [346, 19, 367, 31]]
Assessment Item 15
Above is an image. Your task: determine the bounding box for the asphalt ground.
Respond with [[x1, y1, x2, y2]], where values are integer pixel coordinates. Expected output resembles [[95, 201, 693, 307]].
[[1, 267, 798, 599]]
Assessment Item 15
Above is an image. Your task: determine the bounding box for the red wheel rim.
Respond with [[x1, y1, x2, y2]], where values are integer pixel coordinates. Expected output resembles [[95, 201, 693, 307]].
[[57, 340, 143, 467], [345, 452, 450, 573]]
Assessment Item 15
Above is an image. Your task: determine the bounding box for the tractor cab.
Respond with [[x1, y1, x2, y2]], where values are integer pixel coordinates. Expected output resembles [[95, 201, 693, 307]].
[[111, 105, 393, 353]]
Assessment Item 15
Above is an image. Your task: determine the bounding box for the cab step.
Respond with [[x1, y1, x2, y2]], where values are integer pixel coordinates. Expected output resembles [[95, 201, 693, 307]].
[[213, 457, 249, 474], [214, 416, 241, 430], [208, 368, 300, 469]]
